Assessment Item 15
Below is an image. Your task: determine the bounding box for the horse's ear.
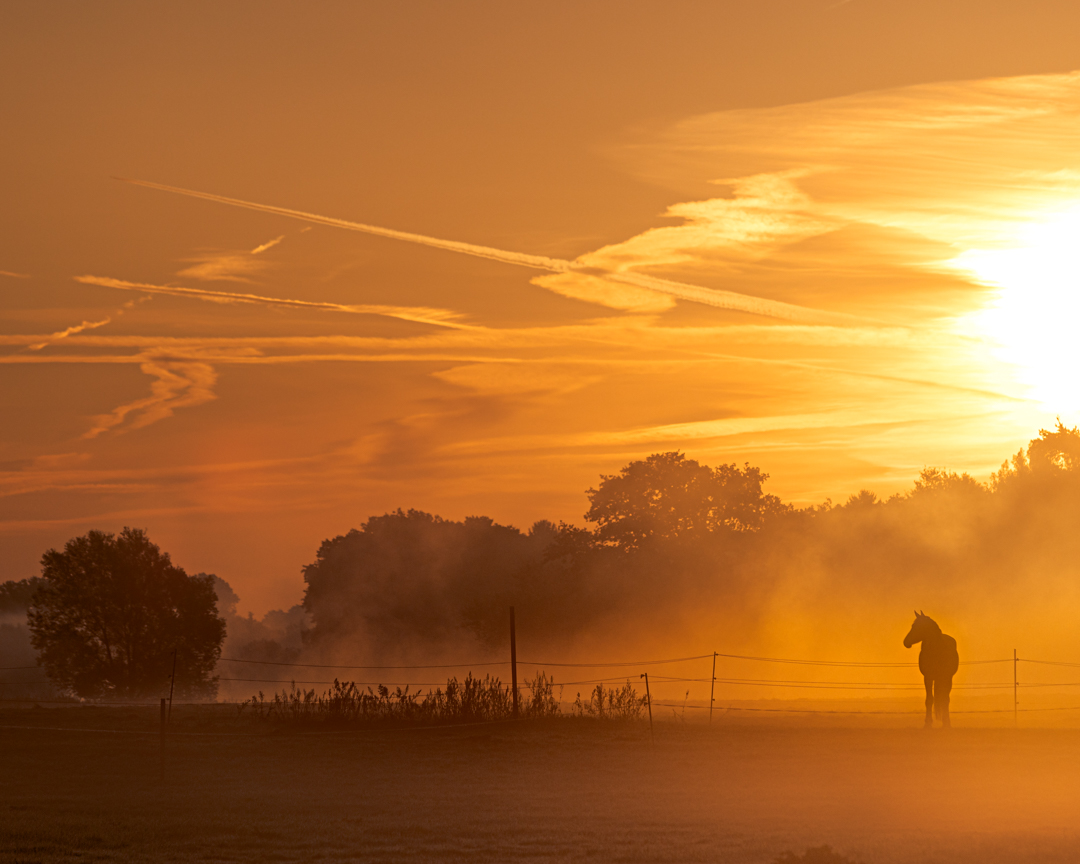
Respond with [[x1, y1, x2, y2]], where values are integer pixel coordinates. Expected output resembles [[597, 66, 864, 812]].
[[914, 609, 918, 617], [920, 609, 925, 617]]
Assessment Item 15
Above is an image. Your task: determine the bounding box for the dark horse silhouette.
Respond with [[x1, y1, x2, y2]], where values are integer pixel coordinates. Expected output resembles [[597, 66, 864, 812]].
[[903, 611, 959, 728]]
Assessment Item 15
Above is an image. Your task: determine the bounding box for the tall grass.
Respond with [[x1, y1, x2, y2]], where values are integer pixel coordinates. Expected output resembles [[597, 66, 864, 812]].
[[237, 671, 568, 727], [570, 682, 647, 720]]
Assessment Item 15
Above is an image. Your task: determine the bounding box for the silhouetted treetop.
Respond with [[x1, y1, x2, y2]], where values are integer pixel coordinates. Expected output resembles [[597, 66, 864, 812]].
[[909, 467, 987, 500], [27, 528, 224, 699], [1028, 420, 1080, 471], [772, 846, 862, 864], [842, 490, 879, 509], [286, 428, 1080, 662], [584, 452, 788, 549], [302, 509, 571, 651], [0, 578, 40, 615], [992, 420, 1080, 489]]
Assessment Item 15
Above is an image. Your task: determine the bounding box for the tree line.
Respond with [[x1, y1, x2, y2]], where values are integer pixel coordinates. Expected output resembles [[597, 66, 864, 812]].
[[6, 422, 1080, 699]]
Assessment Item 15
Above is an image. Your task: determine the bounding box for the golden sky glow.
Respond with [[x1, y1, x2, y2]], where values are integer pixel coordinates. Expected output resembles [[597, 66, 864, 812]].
[[4, 3, 1080, 612]]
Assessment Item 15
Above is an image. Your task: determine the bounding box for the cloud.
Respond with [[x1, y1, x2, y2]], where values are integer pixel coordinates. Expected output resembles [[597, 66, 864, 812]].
[[433, 362, 605, 396], [30, 452, 92, 470], [0, 270, 30, 279], [624, 72, 1080, 253], [82, 359, 218, 439], [177, 252, 270, 283], [27, 317, 112, 350], [251, 235, 285, 255], [74, 275, 471, 329], [172, 233, 285, 282], [116, 177, 864, 323], [529, 272, 675, 313], [591, 171, 833, 268]]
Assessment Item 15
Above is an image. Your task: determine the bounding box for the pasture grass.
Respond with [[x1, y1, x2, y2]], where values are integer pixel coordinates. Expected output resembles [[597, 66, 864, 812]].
[[4, 707, 1080, 863]]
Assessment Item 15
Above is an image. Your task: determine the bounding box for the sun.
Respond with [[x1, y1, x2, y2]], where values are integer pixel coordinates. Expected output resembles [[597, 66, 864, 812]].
[[951, 205, 1080, 411]]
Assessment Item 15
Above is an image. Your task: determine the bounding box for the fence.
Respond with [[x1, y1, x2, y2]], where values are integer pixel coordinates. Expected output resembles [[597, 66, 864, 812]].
[[6, 608, 1080, 722]]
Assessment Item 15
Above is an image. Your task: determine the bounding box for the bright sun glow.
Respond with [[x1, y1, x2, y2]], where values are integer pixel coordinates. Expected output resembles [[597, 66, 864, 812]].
[[953, 205, 1080, 412]]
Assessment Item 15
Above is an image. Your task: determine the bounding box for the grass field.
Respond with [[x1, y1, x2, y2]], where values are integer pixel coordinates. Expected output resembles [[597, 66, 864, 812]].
[[4, 707, 1080, 863]]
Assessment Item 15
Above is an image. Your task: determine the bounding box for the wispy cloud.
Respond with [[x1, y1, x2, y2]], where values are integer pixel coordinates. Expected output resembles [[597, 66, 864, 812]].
[[251, 235, 285, 255], [24, 297, 146, 351], [177, 252, 270, 283], [0, 270, 31, 279], [626, 72, 1080, 253], [82, 359, 218, 439], [116, 177, 863, 324], [172, 233, 286, 282], [27, 317, 112, 350], [75, 275, 471, 329]]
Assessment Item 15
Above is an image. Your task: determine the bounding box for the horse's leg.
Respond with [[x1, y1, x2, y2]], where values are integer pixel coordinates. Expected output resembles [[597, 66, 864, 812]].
[[937, 676, 952, 728], [924, 675, 934, 727]]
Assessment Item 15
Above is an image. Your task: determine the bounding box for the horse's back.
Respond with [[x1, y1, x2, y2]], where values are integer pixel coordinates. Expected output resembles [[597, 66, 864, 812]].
[[919, 633, 959, 678], [941, 633, 959, 676]]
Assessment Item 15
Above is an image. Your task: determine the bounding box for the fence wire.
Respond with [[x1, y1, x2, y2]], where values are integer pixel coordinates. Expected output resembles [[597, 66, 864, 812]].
[[6, 647, 1080, 718]]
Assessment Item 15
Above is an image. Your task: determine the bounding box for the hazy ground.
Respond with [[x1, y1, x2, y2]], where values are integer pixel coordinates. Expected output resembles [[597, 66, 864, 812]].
[[3, 708, 1080, 864]]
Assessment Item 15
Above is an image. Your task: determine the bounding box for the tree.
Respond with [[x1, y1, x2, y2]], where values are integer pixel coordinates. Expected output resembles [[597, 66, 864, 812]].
[[0, 578, 40, 615], [27, 528, 225, 699], [992, 421, 1080, 489], [909, 467, 987, 500], [1025, 420, 1080, 473], [584, 451, 789, 549], [301, 509, 554, 652]]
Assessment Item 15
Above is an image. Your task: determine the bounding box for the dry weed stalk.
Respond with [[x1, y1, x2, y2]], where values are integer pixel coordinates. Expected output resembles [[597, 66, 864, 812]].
[[570, 681, 646, 720], [237, 670, 568, 727]]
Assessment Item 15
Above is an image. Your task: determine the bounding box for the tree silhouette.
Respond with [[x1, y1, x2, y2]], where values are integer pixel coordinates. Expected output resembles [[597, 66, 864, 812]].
[[772, 847, 861, 864], [584, 451, 788, 549], [909, 467, 987, 500], [27, 528, 224, 699]]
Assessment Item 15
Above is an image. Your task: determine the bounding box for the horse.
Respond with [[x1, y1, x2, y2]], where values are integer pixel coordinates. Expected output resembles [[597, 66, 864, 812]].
[[903, 610, 959, 728]]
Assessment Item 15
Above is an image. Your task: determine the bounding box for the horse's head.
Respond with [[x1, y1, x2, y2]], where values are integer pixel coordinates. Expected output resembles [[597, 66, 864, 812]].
[[903, 610, 936, 648]]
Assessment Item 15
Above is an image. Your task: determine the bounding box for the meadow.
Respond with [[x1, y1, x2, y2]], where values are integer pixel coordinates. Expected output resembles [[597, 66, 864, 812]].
[[4, 706, 1080, 864]]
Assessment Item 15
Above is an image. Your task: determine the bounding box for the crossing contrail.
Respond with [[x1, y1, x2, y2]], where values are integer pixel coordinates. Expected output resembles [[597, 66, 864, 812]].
[[116, 177, 865, 326], [75, 275, 471, 329]]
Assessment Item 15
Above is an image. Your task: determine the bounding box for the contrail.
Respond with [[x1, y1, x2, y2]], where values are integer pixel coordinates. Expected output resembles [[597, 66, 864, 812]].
[[27, 317, 112, 350], [75, 275, 471, 330], [251, 235, 285, 255], [116, 177, 864, 325], [117, 178, 568, 271]]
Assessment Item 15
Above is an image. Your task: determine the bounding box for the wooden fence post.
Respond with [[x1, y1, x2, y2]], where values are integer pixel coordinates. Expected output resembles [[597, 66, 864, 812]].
[[640, 673, 653, 743], [159, 697, 167, 781], [709, 652, 717, 725], [168, 649, 177, 724], [1013, 648, 1018, 728], [510, 607, 519, 718]]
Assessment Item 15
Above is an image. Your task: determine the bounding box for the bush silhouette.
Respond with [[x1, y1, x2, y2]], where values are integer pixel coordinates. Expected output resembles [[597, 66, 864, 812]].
[[773, 846, 862, 864]]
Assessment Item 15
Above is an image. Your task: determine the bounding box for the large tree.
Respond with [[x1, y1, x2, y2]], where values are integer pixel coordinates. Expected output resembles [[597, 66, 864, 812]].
[[584, 452, 789, 549], [27, 528, 225, 699], [302, 510, 560, 652]]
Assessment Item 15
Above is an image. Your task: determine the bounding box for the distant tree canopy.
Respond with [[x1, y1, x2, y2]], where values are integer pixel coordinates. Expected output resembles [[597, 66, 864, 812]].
[[0, 578, 40, 615], [994, 420, 1080, 482], [302, 510, 580, 652], [299, 454, 792, 652], [210, 573, 308, 665], [584, 452, 789, 549], [27, 528, 225, 699], [293, 428, 1080, 660]]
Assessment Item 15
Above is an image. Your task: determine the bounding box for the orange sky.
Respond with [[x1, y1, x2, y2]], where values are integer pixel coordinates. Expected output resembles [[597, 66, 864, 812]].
[[4, 2, 1080, 613]]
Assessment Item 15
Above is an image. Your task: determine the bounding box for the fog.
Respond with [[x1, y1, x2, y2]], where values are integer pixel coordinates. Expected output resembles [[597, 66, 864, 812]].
[[5, 425, 1080, 712], [196, 423, 1080, 716]]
